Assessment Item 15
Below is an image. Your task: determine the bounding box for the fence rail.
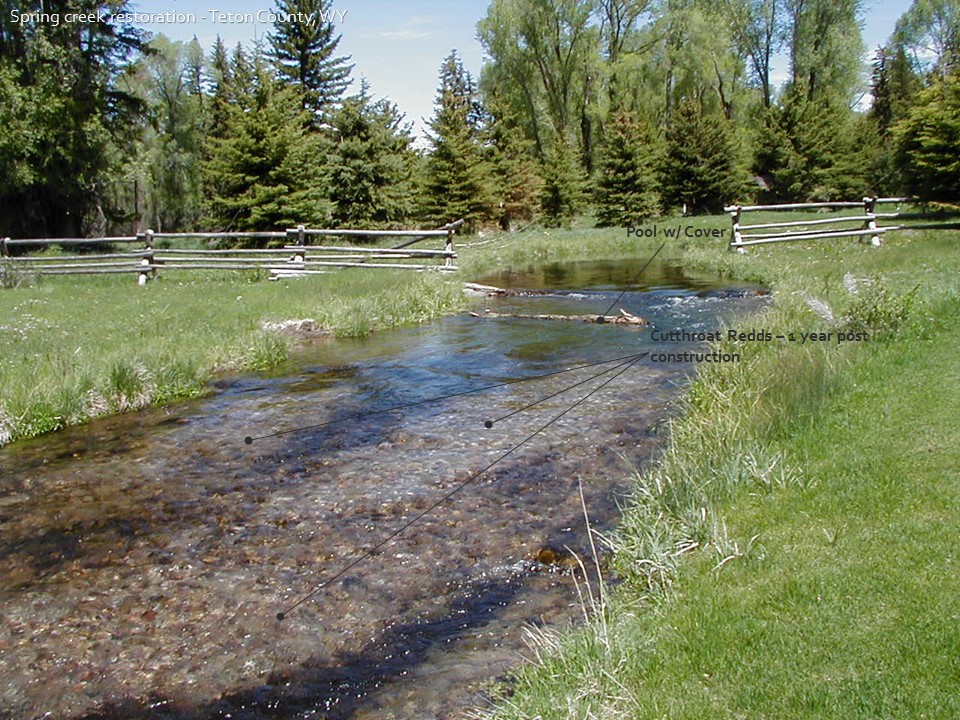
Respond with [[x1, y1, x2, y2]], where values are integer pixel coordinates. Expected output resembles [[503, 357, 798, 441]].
[[0, 221, 463, 284], [724, 198, 910, 251]]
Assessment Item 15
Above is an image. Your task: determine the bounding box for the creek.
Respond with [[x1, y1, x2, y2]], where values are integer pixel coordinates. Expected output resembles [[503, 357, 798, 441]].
[[0, 259, 766, 719]]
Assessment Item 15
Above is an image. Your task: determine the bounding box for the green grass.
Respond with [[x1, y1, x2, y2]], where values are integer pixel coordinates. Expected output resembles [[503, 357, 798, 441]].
[[469, 212, 960, 719], [0, 268, 464, 445], [3, 210, 959, 715]]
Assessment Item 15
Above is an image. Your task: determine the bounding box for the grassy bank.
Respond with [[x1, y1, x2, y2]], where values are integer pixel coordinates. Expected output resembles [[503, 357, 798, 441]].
[[0, 216, 702, 447], [471, 218, 960, 718], [0, 268, 465, 444], [3, 213, 958, 714]]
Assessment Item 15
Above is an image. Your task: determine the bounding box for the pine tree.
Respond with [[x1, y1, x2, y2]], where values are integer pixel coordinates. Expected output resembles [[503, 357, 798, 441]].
[[871, 46, 920, 137], [540, 137, 586, 227], [422, 51, 496, 230], [202, 49, 329, 238], [0, 2, 144, 238], [207, 36, 233, 139], [268, 0, 353, 123], [660, 98, 743, 214], [754, 93, 869, 202], [487, 100, 544, 230], [595, 109, 661, 227], [326, 83, 418, 228]]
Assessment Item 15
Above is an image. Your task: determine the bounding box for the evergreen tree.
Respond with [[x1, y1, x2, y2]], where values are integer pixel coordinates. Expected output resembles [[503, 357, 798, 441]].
[[326, 84, 418, 228], [541, 137, 587, 226], [867, 45, 921, 195], [895, 73, 960, 202], [202, 49, 328, 237], [660, 98, 743, 214], [871, 45, 920, 136], [422, 51, 496, 230], [754, 94, 869, 201], [486, 98, 545, 230], [207, 36, 234, 139], [269, 0, 353, 123], [595, 109, 661, 226], [0, 1, 144, 238]]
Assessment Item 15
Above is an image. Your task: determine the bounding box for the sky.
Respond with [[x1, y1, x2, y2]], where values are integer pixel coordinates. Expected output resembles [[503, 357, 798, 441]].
[[129, 0, 915, 144]]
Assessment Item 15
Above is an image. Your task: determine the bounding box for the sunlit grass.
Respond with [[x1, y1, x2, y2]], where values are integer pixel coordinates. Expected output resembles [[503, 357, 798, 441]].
[[0, 268, 464, 444], [472, 213, 960, 719]]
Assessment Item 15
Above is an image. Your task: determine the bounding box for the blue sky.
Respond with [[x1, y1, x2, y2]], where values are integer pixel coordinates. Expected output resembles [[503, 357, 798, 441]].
[[130, 0, 914, 143]]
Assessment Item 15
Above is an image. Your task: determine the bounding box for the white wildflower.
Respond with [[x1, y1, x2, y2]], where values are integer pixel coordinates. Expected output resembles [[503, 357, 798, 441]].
[[843, 273, 859, 295], [802, 293, 835, 324], [0, 406, 13, 446]]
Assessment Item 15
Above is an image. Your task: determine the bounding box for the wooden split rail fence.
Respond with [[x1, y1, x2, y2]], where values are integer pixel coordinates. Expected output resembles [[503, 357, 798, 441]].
[[724, 197, 910, 252], [0, 220, 463, 284]]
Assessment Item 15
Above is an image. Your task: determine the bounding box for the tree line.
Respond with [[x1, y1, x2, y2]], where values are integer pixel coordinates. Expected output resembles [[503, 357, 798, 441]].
[[0, 0, 957, 240]]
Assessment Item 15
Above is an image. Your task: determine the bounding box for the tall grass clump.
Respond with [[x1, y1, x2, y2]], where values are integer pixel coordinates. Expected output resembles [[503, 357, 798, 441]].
[[614, 274, 925, 596], [477, 275, 929, 720]]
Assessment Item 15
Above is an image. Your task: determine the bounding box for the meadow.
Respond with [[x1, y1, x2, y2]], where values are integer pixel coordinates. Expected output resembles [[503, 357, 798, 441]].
[[0, 266, 465, 443], [469, 212, 960, 719], [2, 210, 958, 718]]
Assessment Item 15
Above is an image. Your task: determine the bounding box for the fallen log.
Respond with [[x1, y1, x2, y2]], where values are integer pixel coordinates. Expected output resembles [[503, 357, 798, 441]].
[[469, 308, 652, 326], [463, 282, 509, 296]]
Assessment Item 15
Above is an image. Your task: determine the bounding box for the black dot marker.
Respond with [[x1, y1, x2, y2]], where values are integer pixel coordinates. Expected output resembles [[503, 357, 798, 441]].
[[244, 436, 253, 445], [484, 420, 494, 429], [595, 316, 605, 324], [276, 612, 285, 621]]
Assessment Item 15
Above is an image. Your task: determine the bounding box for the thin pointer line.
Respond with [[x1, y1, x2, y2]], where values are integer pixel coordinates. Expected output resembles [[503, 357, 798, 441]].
[[485, 354, 640, 428], [276, 351, 649, 620], [244, 351, 647, 444], [597, 242, 666, 321]]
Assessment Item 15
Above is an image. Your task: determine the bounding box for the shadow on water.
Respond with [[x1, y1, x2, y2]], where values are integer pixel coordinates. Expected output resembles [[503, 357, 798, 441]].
[[73, 555, 562, 720], [64, 476, 607, 720], [0, 258, 769, 719]]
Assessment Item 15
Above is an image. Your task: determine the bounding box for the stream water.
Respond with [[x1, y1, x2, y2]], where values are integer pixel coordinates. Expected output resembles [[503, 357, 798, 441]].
[[0, 259, 766, 720]]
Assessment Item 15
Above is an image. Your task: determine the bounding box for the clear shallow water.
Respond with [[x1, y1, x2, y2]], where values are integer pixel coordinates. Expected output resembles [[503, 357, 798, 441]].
[[0, 260, 767, 719]]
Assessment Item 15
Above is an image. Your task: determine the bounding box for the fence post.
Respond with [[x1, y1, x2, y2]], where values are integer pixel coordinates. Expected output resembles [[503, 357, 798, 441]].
[[863, 197, 881, 246], [285, 226, 306, 262], [728, 206, 744, 253], [138, 228, 154, 286], [445, 225, 454, 268], [295, 225, 306, 263], [1, 237, 9, 258]]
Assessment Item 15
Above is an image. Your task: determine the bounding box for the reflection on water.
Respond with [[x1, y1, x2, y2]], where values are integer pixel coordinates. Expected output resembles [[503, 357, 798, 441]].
[[0, 259, 767, 719]]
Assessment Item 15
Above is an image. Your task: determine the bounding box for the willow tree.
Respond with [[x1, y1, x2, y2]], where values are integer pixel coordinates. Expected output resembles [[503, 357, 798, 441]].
[[893, 0, 959, 79], [721, 0, 782, 108], [478, 0, 600, 166]]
